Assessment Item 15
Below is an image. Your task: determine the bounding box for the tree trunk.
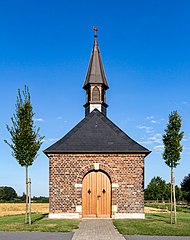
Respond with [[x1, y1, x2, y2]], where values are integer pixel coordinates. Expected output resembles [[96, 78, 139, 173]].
[[28, 178, 32, 225], [25, 165, 29, 224], [170, 167, 173, 224], [172, 169, 177, 224]]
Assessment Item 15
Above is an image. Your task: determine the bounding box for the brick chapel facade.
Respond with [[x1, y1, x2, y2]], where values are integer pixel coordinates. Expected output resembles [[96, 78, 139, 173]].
[[44, 28, 150, 219]]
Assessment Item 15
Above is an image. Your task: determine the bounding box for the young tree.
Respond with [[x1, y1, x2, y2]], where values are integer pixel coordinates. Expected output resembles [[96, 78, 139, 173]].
[[5, 86, 44, 224], [162, 111, 183, 224]]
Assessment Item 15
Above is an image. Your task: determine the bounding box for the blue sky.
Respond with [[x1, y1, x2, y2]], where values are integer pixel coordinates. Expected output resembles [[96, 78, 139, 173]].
[[0, 0, 190, 196]]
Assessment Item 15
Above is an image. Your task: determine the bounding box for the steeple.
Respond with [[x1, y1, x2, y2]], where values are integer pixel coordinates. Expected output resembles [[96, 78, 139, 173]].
[[83, 27, 109, 116]]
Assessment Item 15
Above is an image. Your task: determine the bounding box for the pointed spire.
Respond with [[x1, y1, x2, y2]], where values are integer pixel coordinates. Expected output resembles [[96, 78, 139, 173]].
[[83, 27, 109, 117], [83, 27, 109, 90]]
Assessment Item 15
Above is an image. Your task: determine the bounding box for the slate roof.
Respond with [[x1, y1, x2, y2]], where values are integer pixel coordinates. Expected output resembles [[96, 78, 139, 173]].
[[83, 38, 109, 89], [44, 109, 150, 155]]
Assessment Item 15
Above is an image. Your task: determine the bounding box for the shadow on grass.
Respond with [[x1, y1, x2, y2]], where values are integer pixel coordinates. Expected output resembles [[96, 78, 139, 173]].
[[147, 213, 171, 224], [31, 214, 48, 224]]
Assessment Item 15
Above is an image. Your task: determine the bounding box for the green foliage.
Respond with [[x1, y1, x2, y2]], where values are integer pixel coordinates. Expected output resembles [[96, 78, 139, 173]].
[[144, 176, 168, 200], [181, 173, 190, 192], [0, 193, 49, 203], [162, 111, 183, 168], [0, 187, 17, 201], [144, 177, 183, 201], [5, 86, 44, 167], [20, 192, 26, 201], [175, 185, 183, 201], [32, 196, 49, 203], [181, 173, 190, 203], [162, 111, 184, 224], [5, 86, 45, 224]]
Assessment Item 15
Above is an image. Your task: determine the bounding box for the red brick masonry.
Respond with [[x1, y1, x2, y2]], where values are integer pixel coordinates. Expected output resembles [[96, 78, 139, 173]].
[[47, 153, 145, 218]]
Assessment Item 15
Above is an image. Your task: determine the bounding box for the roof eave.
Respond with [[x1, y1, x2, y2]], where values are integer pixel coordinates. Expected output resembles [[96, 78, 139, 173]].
[[44, 150, 151, 156], [83, 82, 109, 90]]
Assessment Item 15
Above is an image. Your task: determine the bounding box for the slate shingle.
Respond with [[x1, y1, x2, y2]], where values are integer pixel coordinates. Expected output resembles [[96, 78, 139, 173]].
[[44, 109, 150, 154], [83, 38, 109, 89]]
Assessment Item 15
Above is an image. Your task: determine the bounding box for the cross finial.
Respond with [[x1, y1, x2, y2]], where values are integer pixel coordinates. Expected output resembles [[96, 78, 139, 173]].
[[93, 26, 98, 39]]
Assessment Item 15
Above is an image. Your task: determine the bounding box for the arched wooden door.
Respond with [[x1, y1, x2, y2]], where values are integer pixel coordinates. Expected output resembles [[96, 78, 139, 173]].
[[82, 171, 111, 218]]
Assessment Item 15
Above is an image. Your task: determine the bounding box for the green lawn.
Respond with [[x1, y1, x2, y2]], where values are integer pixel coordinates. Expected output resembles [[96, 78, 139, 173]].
[[0, 214, 80, 232], [1, 212, 190, 235], [113, 213, 190, 236]]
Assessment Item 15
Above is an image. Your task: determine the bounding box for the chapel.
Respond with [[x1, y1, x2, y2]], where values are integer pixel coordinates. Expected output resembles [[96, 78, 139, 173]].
[[44, 27, 150, 219]]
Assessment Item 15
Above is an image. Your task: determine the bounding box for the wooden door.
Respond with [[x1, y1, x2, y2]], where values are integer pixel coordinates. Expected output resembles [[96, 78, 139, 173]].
[[82, 171, 111, 218]]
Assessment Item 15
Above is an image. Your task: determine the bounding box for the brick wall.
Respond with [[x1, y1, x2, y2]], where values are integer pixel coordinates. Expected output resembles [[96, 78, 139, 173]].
[[48, 153, 145, 215]]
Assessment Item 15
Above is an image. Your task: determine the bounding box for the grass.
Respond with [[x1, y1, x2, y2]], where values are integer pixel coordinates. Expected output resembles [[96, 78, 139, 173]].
[[1, 203, 189, 235], [113, 213, 190, 236], [0, 214, 80, 232], [0, 203, 80, 232]]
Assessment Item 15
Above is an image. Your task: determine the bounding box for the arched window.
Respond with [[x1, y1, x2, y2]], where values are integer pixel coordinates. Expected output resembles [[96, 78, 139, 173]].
[[92, 86, 100, 101]]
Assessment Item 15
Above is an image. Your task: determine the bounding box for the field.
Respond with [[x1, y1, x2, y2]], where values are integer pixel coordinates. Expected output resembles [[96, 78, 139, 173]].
[[0, 203, 167, 217], [145, 201, 190, 213], [0, 203, 49, 216], [144, 206, 168, 213]]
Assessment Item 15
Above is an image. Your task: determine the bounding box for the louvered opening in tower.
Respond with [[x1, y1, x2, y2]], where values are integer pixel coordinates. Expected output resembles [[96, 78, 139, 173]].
[[92, 86, 100, 101]]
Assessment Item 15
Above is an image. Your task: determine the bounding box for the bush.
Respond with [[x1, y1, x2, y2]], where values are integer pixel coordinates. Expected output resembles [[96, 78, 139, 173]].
[[32, 196, 49, 203], [0, 186, 17, 201]]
